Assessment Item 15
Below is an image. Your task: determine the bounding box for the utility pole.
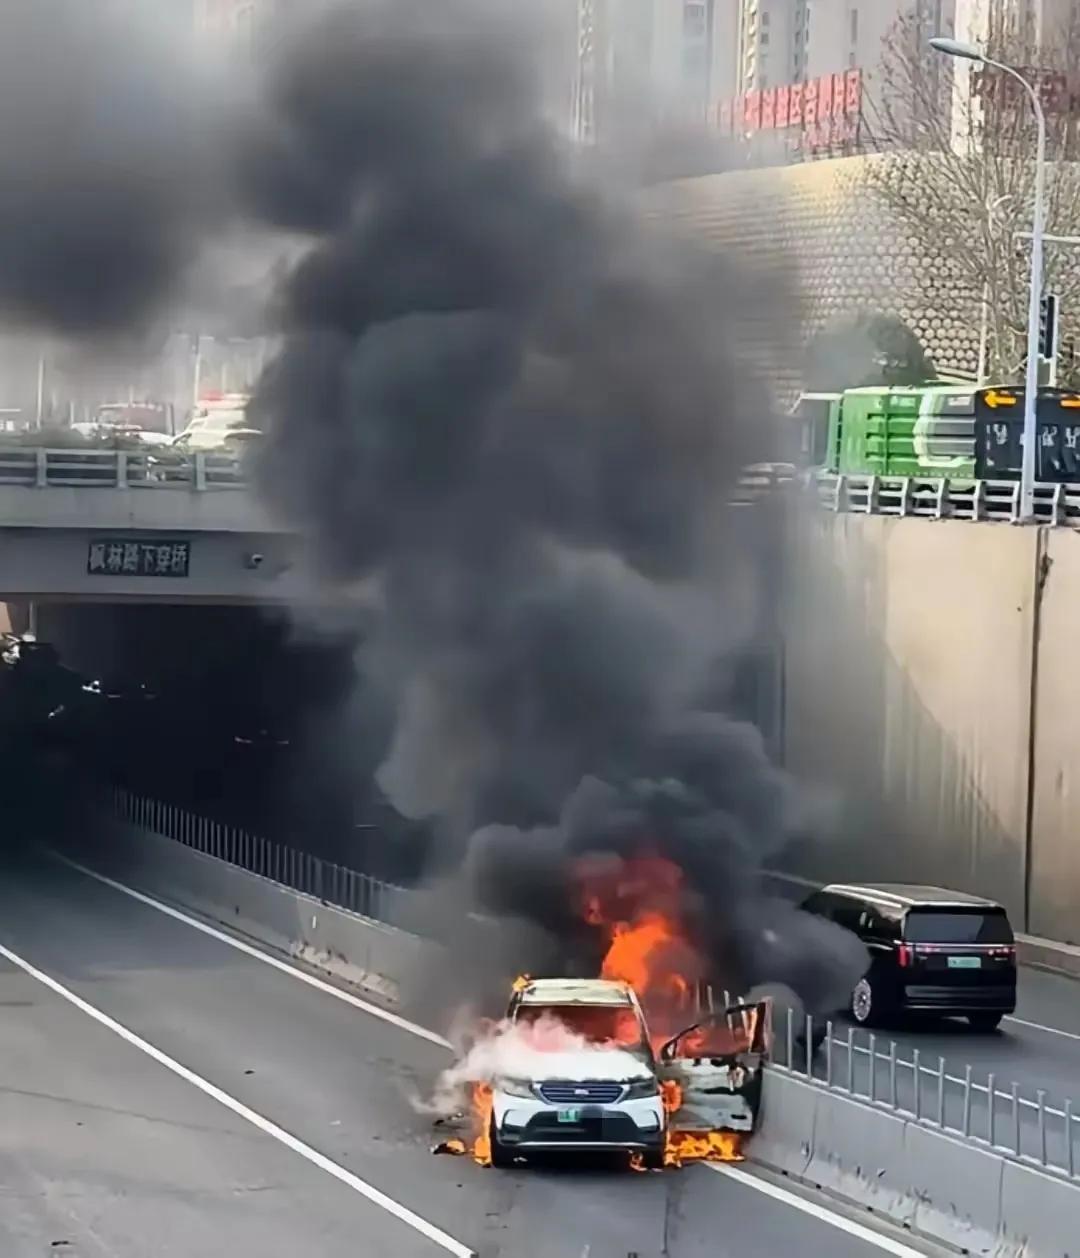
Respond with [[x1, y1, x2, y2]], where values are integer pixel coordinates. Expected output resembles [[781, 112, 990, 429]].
[[572, 0, 597, 143], [931, 37, 1048, 521], [35, 352, 45, 429]]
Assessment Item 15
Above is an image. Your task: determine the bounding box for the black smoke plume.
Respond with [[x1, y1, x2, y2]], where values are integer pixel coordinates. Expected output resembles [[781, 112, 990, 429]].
[[0, 2, 225, 336], [246, 0, 865, 1017]]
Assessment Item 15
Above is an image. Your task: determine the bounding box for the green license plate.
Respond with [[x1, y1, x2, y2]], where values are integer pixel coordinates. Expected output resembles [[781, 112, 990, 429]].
[[557, 1108, 583, 1123], [948, 956, 982, 969]]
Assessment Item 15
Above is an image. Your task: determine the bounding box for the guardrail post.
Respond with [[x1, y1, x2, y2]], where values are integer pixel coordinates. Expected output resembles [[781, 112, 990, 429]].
[[846, 1026, 855, 1093], [785, 1007, 793, 1071], [1012, 1081, 1021, 1155], [889, 1041, 897, 1109], [963, 1064, 973, 1136], [805, 1014, 813, 1079], [988, 1073, 996, 1146], [194, 452, 207, 491], [116, 450, 128, 488], [35, 447, 46, 487], [825, 1020, 833, 1087], [1067, 1100, 1075, 1177], [1037, 1090, 1047, 1166], [868, 1033, 876, 1101], [913, 1049, 922, 1120]]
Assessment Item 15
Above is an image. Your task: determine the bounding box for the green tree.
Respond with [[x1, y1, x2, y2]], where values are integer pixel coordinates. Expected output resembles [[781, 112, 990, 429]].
[[804, 310, 937, 392]]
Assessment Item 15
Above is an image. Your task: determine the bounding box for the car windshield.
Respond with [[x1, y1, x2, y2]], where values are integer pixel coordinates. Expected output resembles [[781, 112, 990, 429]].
[[904, 909, 1013, 944], [515, 1003, 647, 1051], [95, 405, 169, 433]]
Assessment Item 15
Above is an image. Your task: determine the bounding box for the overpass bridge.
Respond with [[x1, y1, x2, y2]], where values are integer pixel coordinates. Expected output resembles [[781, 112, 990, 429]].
[[0, 447, 301, 603], [0, 447, 793, 604]]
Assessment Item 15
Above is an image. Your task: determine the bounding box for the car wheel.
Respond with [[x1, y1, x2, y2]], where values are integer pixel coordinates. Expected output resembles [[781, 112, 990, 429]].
[[851, 977, 876, 1026], [640, 1148, 665, 1171], [488, 1115, 514, 1168], [968, 1012, 1004, 1033]]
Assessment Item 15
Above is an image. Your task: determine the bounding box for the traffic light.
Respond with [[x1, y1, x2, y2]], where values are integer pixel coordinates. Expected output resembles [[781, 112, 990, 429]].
[[1040, 292, 1059, 360]]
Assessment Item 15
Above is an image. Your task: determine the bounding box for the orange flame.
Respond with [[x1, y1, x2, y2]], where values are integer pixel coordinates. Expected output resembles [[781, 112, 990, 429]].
[[659, 1079, 743, 1165], [577, 853, 708, 1049], [665, 1130, 745, 1165], [601, 914, 676, 993], [471, 1082, 493, 1166]]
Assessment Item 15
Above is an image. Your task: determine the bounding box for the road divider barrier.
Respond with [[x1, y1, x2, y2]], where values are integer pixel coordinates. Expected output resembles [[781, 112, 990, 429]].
[[68, 794, 1080, 1258], [75, 819, 441, 1007]]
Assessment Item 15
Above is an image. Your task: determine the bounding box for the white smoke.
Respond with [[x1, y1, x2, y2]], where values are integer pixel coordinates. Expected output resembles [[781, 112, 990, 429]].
[[420, 1011, 654, 1117]]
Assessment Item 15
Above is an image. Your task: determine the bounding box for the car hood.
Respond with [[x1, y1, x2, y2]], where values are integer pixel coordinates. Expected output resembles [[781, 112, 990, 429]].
[[498, 1047, 655, 1085]]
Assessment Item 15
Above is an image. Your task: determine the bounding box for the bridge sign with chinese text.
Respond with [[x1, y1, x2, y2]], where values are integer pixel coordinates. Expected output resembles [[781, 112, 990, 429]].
[[87, 539, 190, 578]]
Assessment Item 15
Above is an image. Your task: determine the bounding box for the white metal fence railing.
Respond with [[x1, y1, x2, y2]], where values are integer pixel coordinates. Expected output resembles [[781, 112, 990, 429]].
[[815, 471, 1080, 524], [0, 447, 246, 490], [112, 786, 1080, 1180], [8, 450, 1080, 524], [112, 788, 412, 929], [763, 1002, 1080, 1183]]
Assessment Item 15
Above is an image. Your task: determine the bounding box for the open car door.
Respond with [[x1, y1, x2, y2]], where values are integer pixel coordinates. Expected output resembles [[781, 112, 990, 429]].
[[656, 999, 772, 1134]]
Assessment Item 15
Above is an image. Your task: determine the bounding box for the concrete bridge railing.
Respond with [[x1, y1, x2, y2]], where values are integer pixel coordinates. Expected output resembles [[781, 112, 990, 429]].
[[0, 447, 248, 491]]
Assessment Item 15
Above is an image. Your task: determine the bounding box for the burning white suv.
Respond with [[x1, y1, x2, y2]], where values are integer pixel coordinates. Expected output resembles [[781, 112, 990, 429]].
[[488, 977, 770, 1168]]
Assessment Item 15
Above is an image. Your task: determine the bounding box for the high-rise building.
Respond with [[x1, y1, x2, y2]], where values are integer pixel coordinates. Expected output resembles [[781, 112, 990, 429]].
[[593, 0, 743, 129], [735, 2, 959, 93]]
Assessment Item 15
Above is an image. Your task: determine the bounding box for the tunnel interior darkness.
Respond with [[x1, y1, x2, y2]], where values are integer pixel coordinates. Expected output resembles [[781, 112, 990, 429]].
[[0, 600, 780, 888], [0, 602, 432, 883]]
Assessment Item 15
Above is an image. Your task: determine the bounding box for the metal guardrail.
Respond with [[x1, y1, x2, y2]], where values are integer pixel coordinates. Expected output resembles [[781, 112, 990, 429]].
[[0, 450, 794, 502], [766, 1005, 1080, 1183], [112, 788, 412, 928], [4, 448, 1080, 525], [112, 787, 1079, 1179], [0, 447, 247, 491], [816, 471, 1080, 524]]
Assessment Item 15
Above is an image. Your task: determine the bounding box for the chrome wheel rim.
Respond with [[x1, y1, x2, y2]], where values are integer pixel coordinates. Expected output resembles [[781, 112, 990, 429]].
[[852, 979, 872, 1023]]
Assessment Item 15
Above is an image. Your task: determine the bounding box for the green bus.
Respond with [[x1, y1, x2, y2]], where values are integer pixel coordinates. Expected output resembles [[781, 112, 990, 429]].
[[791, 384, 1080, 483]]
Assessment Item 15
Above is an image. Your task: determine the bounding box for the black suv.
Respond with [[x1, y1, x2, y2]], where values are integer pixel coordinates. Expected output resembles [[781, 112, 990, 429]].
[[802, 883, 1017, 1031]]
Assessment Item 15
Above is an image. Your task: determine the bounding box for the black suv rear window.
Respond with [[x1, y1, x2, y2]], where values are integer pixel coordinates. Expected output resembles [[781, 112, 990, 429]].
[[904, 909, 1013, 944]]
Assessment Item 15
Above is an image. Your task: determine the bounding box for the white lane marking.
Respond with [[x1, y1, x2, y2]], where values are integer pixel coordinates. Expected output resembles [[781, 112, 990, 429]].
[[707, 1164, 931, 1257], [0, 940, 473, 1258], [70, 850, 1080, 1065], [58, 853, 1072, 1239], [53, 853, 452, 1050], [1004, 1015, 1080, 1044]]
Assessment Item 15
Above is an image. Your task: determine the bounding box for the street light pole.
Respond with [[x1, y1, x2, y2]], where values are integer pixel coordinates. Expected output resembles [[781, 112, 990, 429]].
[[977, 193, 1014, 385], [930, 37, 1047, 521]]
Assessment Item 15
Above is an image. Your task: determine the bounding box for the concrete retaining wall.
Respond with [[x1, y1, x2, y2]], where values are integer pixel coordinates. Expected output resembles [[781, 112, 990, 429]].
[[781, 511, 1036, 925], [757, 1069, 1080, 1258], [1028, 527, 1080, 945], [779, 512, 1080, 947], [86, 822, 443, 1007]]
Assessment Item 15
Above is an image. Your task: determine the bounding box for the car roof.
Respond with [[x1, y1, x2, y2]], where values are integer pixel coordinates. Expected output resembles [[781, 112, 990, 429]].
[[823, 883, 1004, 911], [513, 978, 635, 1006]]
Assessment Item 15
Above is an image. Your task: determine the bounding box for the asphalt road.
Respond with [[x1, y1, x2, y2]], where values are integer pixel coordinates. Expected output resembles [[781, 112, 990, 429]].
[[0, 851, 940, 1258]]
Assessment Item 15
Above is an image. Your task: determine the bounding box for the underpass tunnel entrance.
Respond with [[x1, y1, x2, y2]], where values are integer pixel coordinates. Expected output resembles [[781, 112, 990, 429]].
[[0, 601, 432, 884]]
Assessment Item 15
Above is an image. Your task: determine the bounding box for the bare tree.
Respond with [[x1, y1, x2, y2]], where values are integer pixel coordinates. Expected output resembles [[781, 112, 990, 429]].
[[863, 3, 1080, 383]]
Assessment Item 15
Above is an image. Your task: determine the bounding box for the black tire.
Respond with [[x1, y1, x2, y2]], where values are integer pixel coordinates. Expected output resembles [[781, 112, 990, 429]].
[[640, 1148, 665, 1171], [488, 1115, 514, 1168], [968, 1012, 1004, 1033]]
